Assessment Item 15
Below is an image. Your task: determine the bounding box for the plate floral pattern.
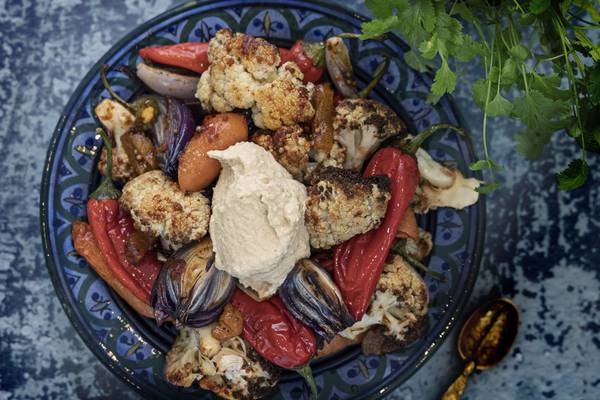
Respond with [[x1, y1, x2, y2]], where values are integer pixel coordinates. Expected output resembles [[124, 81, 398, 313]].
[[40, 1, 485, 399]]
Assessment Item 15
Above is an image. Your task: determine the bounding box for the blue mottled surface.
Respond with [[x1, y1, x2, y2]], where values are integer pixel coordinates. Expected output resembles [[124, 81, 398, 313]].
[[0, 1, 599, 399]]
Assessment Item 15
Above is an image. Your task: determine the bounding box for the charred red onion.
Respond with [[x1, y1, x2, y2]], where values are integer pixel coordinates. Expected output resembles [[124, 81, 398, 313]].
[[151, 239, 235, 327], [141, 95, 195, 179], [136, 62, 199, 99], [279, 259, 354, 341]]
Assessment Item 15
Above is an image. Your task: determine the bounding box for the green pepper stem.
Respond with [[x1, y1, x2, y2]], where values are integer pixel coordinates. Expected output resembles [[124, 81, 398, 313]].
[[90, 128, 121, 200], [358, 56, 390, 99], [303, 42, 325, 68], [404, 124, 465, 155], [294, 364, 318, 400], [100, 64, 132, 111], [392, 244, 447, 282]]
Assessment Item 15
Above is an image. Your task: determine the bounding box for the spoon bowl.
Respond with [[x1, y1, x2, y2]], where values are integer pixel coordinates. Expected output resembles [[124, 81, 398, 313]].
[[457, 297, 520, 370]]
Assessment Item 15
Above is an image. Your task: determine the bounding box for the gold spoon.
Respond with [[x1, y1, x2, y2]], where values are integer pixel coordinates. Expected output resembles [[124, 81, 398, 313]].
[[441, 298, 520, 400]]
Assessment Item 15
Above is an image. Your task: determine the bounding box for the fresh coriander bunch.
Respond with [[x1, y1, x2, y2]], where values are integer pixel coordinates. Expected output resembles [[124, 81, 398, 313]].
[[360, 0, 600, 192]]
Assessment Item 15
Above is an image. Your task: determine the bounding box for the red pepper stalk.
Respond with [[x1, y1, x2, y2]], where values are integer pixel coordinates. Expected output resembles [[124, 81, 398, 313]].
[[334, 125, 463, 320], [87, 129, 157, 303], [231, 290, 319, 399]]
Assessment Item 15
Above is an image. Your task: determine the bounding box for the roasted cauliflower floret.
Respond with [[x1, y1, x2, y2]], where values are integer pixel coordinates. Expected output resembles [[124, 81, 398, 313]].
[[166, 325, 280, 400], [197, 29, 314, 130], [401, 227, 433, 262], [252, 125, 311, 181], [95, 99, 135, 182], [340, 255, 429, 351], [413, 148, 481, 213], [197, 29, 280, 113], [252, 62, 315, 130], [334, 99, 406, 170], [119, 170, 210, 252], [305, 167, 391, 249]]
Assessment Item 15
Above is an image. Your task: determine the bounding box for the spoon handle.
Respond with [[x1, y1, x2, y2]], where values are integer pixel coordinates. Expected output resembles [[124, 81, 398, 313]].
[[440, 361, 476, 400]]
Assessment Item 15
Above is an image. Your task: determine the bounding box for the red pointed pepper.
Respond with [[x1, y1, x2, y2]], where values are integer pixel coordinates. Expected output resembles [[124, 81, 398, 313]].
[[139, 42, 210, 74], [333, 147, 419, 320], [86, 129, 161, 304], [231, 289, 319, 398]]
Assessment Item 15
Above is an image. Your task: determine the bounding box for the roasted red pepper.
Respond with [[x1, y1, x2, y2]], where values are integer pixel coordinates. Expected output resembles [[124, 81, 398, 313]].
[[139, 42, 209, 74], [279, 41, 324, 83], [231, 289, 316, 368], [86, 129, 161, 304], [333, 148, 419, 320]]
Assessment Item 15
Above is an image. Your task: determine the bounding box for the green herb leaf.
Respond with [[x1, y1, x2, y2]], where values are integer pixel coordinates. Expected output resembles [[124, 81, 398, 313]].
[[501, 58, 518, 86], [360, 15, 399, 39], [429, 58, 456, 102], [530, 0, 551, 14], [451, 2, 475, 23], [531, 73, 571, 101], [487, 93, 513, 117], [514, 127, 552, 160], [556, 159, 589, 190], [419, 33, 444, 60], [512, 90, 570, 131], [454, 35, 481, 62], [404, 49, 428, 72], [509, 45, 530, 62], [365, 0, 407, 18], [472, 79, 487, 108], [475, 182, 501, 194], [404, 0, 435, 33]]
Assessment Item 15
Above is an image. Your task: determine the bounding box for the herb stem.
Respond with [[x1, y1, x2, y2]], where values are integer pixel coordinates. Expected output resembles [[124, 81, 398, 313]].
[[511, 0, 525, 14], [554, 15, 586, 160], [482, 33, 495, 174]]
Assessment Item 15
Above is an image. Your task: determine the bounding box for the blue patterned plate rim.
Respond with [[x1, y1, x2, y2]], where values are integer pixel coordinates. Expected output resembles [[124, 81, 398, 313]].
[[40, 0, 486, 398]]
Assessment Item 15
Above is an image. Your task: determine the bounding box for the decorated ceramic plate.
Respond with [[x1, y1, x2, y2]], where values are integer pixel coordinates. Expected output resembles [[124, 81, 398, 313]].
[[40, 1, 485, 398]]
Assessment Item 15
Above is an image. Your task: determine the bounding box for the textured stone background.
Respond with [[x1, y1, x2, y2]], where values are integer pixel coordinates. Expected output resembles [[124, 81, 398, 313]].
[[0, 0, 599, 399]]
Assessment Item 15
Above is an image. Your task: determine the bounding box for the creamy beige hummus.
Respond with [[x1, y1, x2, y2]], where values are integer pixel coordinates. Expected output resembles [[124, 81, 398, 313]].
[[208, 142, 310, 299]]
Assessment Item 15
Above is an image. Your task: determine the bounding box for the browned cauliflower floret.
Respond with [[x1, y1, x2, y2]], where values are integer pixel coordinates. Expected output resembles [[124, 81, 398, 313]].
[[252, 125, 310, 181], [198, 29, 280, 113], [305, 167, 391, 249], [252, 62, 315, 130], [197, 30, 314, 130], [95, 99, 135, 182], [341, 255, 429, 353], [334, 99, 406, 170], [413, 147, 481, 213], [119, 170, 210, 252], [166, 325, 280, 400]]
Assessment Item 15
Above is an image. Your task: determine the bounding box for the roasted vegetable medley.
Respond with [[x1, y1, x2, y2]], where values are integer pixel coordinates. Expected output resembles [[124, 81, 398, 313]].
[[72, 29, 482, 399]]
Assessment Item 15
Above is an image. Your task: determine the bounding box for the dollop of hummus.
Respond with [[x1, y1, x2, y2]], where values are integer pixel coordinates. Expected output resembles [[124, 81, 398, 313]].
[[208, 142, 310, 299]]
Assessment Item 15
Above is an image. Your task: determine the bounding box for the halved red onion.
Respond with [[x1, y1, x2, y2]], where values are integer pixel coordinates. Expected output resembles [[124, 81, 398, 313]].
[[138, 95, 195, 179], [279, 259, 354, 341], [151, 239, 235, 328], [136, 62, 199, 100]]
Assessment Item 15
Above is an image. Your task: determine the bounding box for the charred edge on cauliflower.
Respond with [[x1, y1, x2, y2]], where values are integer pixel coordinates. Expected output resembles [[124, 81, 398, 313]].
[[199, 346, 281, 400], [244, 348, 281, 399], [305, 167, 391, 249], [309, 166, 391, 199], [334, 99, 406, 137]]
